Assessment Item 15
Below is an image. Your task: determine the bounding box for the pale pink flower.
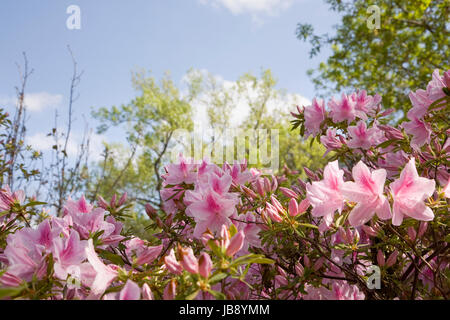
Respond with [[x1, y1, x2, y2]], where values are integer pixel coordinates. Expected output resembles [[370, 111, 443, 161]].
[[408, 89, 432, 120], [402, 118, 432, 150], [52, 230, 87, 280], [64, 196, 117, 241], [351, 90, 381, 119], [347, 121, 384, 150], [426, 69, 447, 101], [185, 188, 238, 238], [164, 249, 183, 274], [124, 237, 163, 265], [0, 185, 25, 212], [320, 128, 345, 155], [341, 161, 391, 226], [389, 158, 435, 226], [328, 93, 357, 124], [163, 154, 197, 185], [85, 239, 118, 297], [304, 98, 326, 137], [306, 160, 345, 227]]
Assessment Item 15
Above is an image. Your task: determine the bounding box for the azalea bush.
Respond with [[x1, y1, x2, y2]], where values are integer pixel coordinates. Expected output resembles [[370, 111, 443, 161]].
[[0, 69, 449, 300]]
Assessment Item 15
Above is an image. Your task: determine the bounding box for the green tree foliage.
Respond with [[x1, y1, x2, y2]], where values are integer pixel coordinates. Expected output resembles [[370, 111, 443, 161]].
[[88, 71, 195, 208], [297, 0, 449, 117]]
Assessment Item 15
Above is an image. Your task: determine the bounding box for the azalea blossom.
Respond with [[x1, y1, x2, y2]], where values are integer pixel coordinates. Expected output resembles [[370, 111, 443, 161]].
[[341, 161, 391, 226], [402, 117, 432, 150], [328, 93, 357, 124], [389, 158, 435, 226], [303, 98, 326, 137], [346, 121, 385, 150], [306, 160, 345, 227]]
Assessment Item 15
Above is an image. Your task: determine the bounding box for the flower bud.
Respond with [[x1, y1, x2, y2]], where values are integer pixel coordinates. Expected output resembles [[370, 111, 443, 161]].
[[297, 199, 310, 215], [377, 250, 385, 267], [220, 225, 230, 248], [145, 203, 157, 219], [142, 283, 153, 300], [304, 167, 318, 181], [270, 196, 284, 213], [118, 192, 127, 207], [361, 225, 377, 237], [255, 178, 265, 197], [110, 194, 117, 208], [279, 187, 298, 199], [408, 226, 417, 242], [386, 250, 399, 267], [163, 279, 176, 300], [303, 254, 311, 268], [241, 185, 258, 199], [226, 231, 245, 257], [164, 249, 183, 274], [266, 204, 283, 222], [295, 262, 304, 277], [313, 257, 325, 271], [198, 252, 212, 278], [179, 247, 199, 274], [271, 175, 278, 192], [97, 196, 109, 209], [263, 177, 272, 193], [417, 222, 428, 239], [288, 198, 299, 217]]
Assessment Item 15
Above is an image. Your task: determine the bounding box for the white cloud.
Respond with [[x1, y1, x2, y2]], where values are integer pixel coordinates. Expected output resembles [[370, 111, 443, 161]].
[[188, 72, 310, 132], [0, 92, 63, 112], [199, 0, 295, 16], [27, 130, 107, 162]]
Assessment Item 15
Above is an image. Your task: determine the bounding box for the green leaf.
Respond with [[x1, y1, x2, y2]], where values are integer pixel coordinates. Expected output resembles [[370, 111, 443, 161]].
[[185, 289, 200, 300], [207, 289, 226, 300], [0, 286, 25, 299], [208, 272, 228, 285]]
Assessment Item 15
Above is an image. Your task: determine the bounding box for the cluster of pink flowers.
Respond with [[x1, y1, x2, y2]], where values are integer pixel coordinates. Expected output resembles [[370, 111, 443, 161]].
[[0, 69, 448, 300]]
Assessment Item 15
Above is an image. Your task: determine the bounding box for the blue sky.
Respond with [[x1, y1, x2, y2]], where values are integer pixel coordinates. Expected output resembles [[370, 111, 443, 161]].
[[0, 0, 340, 158]]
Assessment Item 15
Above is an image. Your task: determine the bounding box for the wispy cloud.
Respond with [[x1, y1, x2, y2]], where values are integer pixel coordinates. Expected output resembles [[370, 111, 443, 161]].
[[199, 0, 295, 20], [0, 92, 63, 112], [27, 130, 107, 162]]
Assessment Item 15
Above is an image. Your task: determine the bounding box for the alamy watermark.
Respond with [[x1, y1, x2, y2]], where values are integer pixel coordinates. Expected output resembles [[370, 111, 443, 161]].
[[66, 5, 81, 30], [366, 5, 381, 30]]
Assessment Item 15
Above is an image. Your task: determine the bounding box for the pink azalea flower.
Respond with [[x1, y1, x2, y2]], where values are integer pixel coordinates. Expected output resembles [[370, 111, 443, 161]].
[[426, 69, 447, 101], [407, 89, 432, 120], [351, 90, 381, 119], [320, 128, 345, 155], [224, 160, 254, 186], [52, 230, 87, 280], [124, 237, 163, 265], [163, 154, 197, 185], [0, 185, 25, 212], [402, 117, 432, 150], [341, 161, 391, 227], [328, 93, 357, 124], [185, 187, 238, 238], [85, 239, 118, 298], [347, 121, 384, 150], [303, 98, 326, 137], [306, 160, 345, 228], [389, 158, 435, 226], [64, 196, 117, 241]]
